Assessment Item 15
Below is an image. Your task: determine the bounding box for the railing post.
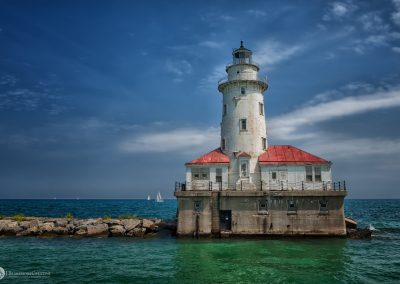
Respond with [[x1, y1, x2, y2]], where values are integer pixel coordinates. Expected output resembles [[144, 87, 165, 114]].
[[344, 180, 346, 191], [338, 181, 341, 191], [261, 181, 263, 191], [322, 181, 325, 191], [302, 181, 304, 191], [333, 182, 336, 191], [241, 180, 243, 191], [281, 181, 283, 191]]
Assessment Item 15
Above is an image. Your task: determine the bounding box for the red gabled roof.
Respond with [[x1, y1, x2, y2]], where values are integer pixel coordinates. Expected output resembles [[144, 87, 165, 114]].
[[186, 148, 230, 165], [259, 145, 329, 165]]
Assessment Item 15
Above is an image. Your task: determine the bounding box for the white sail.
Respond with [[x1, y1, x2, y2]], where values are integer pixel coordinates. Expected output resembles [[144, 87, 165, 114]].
[[156, 191, 164, 202], [147, 195, 150, 200]]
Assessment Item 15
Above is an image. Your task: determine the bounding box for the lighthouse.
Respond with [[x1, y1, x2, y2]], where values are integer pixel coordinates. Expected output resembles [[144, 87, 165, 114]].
[[174, 42, 347, 237], [218, 41, 268, 189]]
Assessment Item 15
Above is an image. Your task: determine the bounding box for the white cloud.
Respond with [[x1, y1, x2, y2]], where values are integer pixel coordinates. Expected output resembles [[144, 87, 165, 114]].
[[323, 1, 357, 21], [304, 137, 400, 159], [266, 81, 400, 160], [165, 59, 193, 83], [253, 40, 303, 68], [365, 35, 389, 46], [0, 75, 17, 86], [199, 63, 226, 89], [199, 41, 223, 49], [392, 46, 400, 53], [392, 0, 400, 26], [246, 9, 267, 17], [269, 84, 400, 140], [359, 12, 389, 33], [200, 13, 234, 27], [119, 127, 219, 154]]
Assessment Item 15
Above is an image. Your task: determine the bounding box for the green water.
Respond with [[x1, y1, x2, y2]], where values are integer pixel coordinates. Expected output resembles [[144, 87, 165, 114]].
[[0, 236, 398, 283], [0, 199, 399, 283]]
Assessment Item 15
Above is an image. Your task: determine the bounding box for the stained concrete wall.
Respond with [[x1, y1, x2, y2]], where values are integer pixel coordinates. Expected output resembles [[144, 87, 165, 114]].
[[175, 191, 346, 237], [175, 193, 212, 235]]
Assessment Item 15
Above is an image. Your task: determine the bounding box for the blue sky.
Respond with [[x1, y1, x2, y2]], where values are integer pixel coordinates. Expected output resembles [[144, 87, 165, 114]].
[[0, 0, 400, 198]]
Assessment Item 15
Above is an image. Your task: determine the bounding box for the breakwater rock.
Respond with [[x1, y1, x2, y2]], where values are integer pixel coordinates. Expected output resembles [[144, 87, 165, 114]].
[[0, 216, 171, 237]]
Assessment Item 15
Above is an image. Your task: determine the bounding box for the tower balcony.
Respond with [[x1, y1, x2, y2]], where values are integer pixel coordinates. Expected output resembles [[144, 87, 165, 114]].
[[226, 59, 260, 71], [218, 74, 268, 92]]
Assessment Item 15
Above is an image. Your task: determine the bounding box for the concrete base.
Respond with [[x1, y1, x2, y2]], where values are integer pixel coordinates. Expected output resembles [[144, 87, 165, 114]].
[[175, 190, 347, 237]]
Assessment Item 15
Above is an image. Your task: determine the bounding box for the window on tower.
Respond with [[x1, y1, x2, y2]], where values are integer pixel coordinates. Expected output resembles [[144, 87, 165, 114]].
[[223, 104, 227, 116], [221, 138, 226, 150], [240, 119, 247, 131], [262, 137, 267, 150], [259, 102, 264, 115], [241, 87, 246, 95]]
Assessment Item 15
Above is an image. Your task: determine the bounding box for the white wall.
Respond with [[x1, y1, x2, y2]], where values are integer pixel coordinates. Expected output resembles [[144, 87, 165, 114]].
[[260, 164, 332, 190], [186, 165, 229, 190]]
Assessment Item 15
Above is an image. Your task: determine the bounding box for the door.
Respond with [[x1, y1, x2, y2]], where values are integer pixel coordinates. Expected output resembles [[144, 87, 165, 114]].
[[220, 210, 232, 231]]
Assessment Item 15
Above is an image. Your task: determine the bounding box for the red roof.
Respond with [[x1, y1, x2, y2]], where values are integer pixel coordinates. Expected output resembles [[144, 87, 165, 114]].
[[259, 145, 329, 165], [186, 148, 230, 165]]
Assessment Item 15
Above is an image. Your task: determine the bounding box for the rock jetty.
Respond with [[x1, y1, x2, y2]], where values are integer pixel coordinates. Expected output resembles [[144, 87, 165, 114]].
[[0, 216, 169, 237]]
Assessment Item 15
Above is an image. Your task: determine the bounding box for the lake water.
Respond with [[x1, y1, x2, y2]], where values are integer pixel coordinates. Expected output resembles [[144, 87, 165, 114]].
[[0, 199, 399, 283]]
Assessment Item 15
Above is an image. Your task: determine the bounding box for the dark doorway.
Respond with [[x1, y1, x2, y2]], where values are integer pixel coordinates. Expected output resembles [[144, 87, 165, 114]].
[[220, 210, 232, 231]]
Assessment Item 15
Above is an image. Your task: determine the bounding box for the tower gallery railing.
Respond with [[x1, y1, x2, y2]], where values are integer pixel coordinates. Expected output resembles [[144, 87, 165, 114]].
[[175, 180, 347, 192], [218, 74, 268, 86]]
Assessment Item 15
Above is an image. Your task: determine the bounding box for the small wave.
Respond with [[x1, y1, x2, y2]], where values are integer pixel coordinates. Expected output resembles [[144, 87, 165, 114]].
[[369, 224, 379, 231]]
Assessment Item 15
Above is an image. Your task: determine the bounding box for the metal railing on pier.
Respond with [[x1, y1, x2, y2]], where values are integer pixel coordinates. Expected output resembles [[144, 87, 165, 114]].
[[175, 180, 347, 192], [218, 74, 268, 86]]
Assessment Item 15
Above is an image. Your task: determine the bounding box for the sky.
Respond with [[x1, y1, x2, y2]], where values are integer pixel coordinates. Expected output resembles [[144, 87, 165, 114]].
[[0, 0, 400, 199]]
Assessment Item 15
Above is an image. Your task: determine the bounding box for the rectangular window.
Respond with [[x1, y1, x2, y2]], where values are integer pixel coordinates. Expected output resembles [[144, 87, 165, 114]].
[[192, 168, 209, 180], [271, 172, 277, 180], [258, 200, 268, 212], [306, 165, 313, 182], [262, 137, 267, 150], [221, 138, 226, 150], [240, 119, 247, 131], [288, 200, 297, 212], [240, 161, 248, 177], [194, 201, 202, 212], [319, 200, 328, 213], [223, 104, 227, 116], [216, 168, 222, 183], [241, 87, 246, 95], [314, 166, 322, 182], [259, 102, 264, 115]]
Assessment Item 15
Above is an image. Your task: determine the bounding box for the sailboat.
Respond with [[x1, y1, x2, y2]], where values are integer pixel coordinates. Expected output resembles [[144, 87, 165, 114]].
[[156, 192, 164, 203], [147, 195, 151, 201]]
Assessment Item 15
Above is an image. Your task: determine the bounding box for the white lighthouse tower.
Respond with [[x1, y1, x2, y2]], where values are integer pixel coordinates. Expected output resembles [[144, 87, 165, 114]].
[[218, 41, 268, 189], [175, 41, 346, 237]]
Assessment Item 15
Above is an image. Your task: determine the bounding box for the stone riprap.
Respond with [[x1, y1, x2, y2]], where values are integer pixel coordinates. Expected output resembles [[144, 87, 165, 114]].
[[0, 217, 164, 237]]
